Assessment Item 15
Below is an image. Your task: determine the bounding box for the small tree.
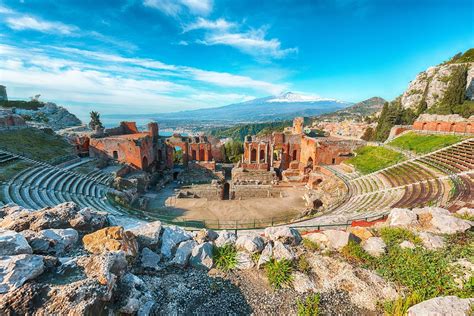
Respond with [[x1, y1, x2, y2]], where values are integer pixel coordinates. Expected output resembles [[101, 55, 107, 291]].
[[89, 111, 104, 130]]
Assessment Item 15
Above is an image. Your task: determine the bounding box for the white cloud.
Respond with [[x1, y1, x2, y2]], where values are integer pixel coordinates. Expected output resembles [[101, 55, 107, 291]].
[[143, 0, 212, 16], [183, 17, 235, 32], [198, 28, 298, 59], [5, 16, 78, 35]]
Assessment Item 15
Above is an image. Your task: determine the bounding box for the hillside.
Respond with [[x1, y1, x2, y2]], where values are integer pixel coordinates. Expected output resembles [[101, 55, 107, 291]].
[[148, 92, 351, 123], [317, 96, 386, 121]]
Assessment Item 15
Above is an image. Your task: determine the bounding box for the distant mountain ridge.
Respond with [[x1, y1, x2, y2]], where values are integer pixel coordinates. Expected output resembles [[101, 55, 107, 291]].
[[147, 92, 352, 123]]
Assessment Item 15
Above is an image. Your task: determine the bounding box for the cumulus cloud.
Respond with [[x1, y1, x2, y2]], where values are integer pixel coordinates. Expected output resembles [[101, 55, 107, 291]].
[[144, 0, 213, 16], [5, 15, 78, 35]]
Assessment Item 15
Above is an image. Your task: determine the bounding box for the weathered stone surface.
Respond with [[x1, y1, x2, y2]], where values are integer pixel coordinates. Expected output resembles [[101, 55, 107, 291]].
[[0, 202, 79, 232], [25, 228, 78, 256], [417, 232, 445, 250], [128, 221, 162, 249], [304, 232, 329, 249], [456, 207, 474, 217], [308, 253, 398, 311], [189, 242, 213, 270], [0, 229, 32, 256], [399, 240, 416, 249], [140, 247, 161, 270], [322, 230, 359, 250], [160, 226, 192, 259], [171, 240, 197, 267], [273, 241, 296, 261], [78, 251, 128, 290], [83, 226, 138, 257], [235, 233, 264, 253], [362, 237, 386, 257], [0, 254, 44, 293], [235, 251, 254, 270], [194, 229, 218, 244], [257, 243, 273, 268], [117, 273, 151, 314], [347, 227, 373, 241], [407, 296, 473, 316], [264, 226, 302, 245], [214, 230, 237, 247], [292, 272, 316, 293], [387, 208, 418, 227], [429, 214, 471, 234], [69, 207, 108, 232]]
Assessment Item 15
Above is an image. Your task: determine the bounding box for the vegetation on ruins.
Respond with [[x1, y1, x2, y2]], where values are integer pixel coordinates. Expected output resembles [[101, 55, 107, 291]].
[[346, 146, 404, 174], [265, 258, 294, 289], [360, 126, 375, 141], [389, 132, 463, 154], [373, 100, 417, 142], [445, 48, 474, 64], [296, 254, 311, 274], [222, 141, 244, 163], [0, 99, 44, 110], [339, 229, 474, 314], [302, 238, 320, 251], [89, 111, 104, 130], [296, 293, 320, 316], [0, 128, 73, 161], [213, 244, 238, 271]]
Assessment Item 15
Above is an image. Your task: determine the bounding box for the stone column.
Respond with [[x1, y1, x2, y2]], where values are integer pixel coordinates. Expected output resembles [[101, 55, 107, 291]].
[[257, 143, 261, 163]]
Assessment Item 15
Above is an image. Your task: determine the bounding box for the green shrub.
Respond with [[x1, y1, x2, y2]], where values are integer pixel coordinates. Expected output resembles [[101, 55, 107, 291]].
[[213, 244, 237, 271], [341, 240, 373, 265], [251, 252, 261, 264], [302, 238, 320, 251], [296, 255, 311, 274], [379, 227, 421, 247], [297, 294, 320, 316], [347, 146, 404, 174], [265, 259, 293, 289], [383, 292, 422, 316]]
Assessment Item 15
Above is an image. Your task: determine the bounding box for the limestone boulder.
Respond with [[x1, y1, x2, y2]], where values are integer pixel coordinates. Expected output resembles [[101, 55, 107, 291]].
[[214, 230, 237, 247], [303, 232, 329, 249], [69, 207, 108, 232], [128, 221, 162, 250], [0, 229, 32, 256], [189, 242, 213, 270], [348, 226, 374, 241], [456, 207, 474, 217], [78, 251, 128, 290], [387, 208, 418, 227], [160, 226, 192, 259], [322, 229, 360, 250], [429, 214, 471, 234], [399, 240, 416, 249], [83, 226, 138, 257], [0, 254, 44, 293], [235, 251, 254, 270], [417, 232, 445, 250], [194, 229, 218, 244], [292, 272, 316, 293], [407, 296, 473, 316], [273, 241, 296, 261], [140, 247, 161, 271], [362, 237, 386, 257], [117, 273, 152, 314], [257, 243, 273, 268], [171, 240, 197, 267], [25, 228, 78, 256], [264, 226, 302, 245], [235, 233, 264, 253]]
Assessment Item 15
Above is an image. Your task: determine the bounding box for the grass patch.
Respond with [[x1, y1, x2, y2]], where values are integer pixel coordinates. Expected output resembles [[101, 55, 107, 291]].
[[265, 259, 293, 289], [302, 238, 320, 251], [212, 244, 237, 271], [0, 161, 33, 182], [347, 146, 404, 174], [0, 128, 73, 161], [383, 291, 422, 316], [341, 240, 373, 265], [389, 132, 464, 154], [379, 227, 422, 247], [297, 293, 320, 316], [296, 255, 311, 274]]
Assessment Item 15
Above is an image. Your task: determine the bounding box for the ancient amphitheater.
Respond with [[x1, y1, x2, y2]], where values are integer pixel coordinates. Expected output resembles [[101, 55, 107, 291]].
[[2, 136, 473, 229]]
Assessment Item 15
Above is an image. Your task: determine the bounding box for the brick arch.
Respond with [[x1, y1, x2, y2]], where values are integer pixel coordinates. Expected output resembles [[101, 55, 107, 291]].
[[251, 149, 257, 162]]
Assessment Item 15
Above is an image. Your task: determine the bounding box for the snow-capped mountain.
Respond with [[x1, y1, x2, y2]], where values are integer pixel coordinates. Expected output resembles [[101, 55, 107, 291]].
[[120, 92, 352, 124]]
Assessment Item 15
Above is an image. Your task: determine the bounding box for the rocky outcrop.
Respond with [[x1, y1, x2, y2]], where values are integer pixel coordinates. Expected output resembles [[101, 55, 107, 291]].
[[235, 233, 265, 253], [82, 226, 138, 257], [189, 242, 213, 270], [23, 228, 78, 255], [0, 229, 32, 255], [160, 226, 192, 259], [14, 102, 82, 130], [387, 208, 419, 227], [128, 221, 162, 250], [362, 237, 386, 257], [171, 240, 197, 267], [264, 226, 302, 245], [0, 254, 44, 293], [407, 296, 473, 316]]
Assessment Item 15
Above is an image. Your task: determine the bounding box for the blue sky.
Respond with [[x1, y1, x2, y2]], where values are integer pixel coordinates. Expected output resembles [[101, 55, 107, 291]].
[[0, 0, 473, 120]]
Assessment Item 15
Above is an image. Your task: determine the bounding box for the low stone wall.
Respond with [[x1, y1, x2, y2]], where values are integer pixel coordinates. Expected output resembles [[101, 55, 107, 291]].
[[178, 184, 223, 200], [232, 168, 277, 184], [231, 184, 284, 200]]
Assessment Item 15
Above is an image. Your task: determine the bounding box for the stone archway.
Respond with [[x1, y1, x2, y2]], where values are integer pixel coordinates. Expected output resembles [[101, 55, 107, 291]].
[[260, 149, 265, 162], [292, 149, 297, 161], [251, 149, 257, 162], [142, 156, 148, 170]]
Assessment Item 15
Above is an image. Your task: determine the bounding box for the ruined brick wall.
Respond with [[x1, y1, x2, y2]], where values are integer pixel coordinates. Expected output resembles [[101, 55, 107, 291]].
[[232, 184, 284, 200], [293, 117, 304, 134], [178, 184, 223, 200], [105, 121, 140, 136], [231, 168, 277, 184], [413, 114, 474, 134]]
